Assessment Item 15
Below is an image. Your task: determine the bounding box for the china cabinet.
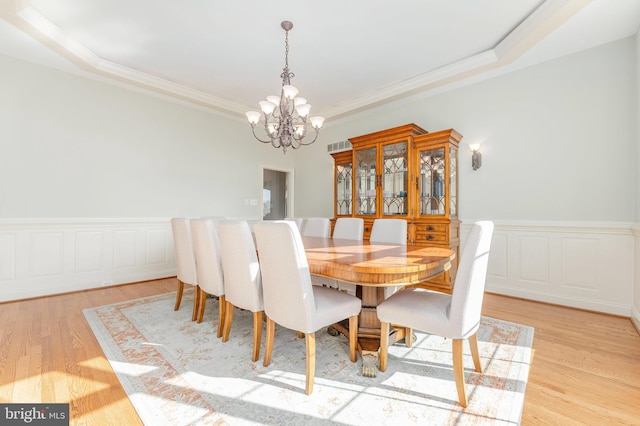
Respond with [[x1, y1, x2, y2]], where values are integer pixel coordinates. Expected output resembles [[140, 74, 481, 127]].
[[331, 124, 461, 293]]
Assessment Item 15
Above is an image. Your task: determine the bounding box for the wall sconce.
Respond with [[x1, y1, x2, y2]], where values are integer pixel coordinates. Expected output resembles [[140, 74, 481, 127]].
[[469, 143, 482, 170]]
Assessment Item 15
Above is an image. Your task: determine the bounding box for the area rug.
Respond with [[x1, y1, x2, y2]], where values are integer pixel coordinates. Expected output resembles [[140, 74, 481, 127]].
[[83, 290, 534, 425]]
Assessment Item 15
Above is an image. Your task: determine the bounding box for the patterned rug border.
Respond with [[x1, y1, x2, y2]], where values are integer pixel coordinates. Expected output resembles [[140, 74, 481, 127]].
[[84, 290, 534, 425]]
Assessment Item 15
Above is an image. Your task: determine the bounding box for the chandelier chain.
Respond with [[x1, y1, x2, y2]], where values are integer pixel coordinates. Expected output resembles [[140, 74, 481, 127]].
[[281, 26, 294, 84]]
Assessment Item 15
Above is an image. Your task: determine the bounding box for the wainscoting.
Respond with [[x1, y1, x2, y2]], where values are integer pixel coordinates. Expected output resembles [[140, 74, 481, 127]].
[[461, 221, 634, 317], [0, 219, 637, 323], [0, 218, 175, 303]]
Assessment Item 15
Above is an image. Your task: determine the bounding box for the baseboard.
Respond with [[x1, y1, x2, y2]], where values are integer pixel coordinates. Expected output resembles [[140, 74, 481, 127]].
[[1, 272, 176, 303], [632, 307, 640, 336], [485, 284, 631, 317]]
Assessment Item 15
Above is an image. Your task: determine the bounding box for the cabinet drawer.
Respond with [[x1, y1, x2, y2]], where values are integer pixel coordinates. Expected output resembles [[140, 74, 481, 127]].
[[415, 232, 448, 243], [415, 223, 448, 233]]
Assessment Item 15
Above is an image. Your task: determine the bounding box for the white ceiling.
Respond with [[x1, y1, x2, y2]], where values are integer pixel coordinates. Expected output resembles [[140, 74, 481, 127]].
[[0, 0, 639, 121]]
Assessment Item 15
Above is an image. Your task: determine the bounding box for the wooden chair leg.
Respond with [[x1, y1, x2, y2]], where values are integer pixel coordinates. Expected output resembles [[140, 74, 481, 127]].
[[191, 286, 200, 322], [174, 280, 184, 311], [405, 327, 413, 348], [222, 301, 234, 342], [197, 289, 207, 323], [263, 317, 275, 367], [216, 296, 226, 338], [305, 332, 316, 395], [452, 339, 468, 407], [252, 311, 263, 362], [469, 333, 482, 373], [379, 321, 390, 372], [349, 315, 358, 362]]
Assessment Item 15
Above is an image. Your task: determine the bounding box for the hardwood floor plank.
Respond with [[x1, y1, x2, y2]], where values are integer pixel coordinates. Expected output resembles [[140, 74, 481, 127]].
[[482, 293, 640, 425], [0, 280, 639, 425]]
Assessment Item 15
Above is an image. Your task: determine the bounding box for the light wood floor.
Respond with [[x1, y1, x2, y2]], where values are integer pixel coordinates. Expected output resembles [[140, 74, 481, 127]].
[[1, 278, 639, 425]]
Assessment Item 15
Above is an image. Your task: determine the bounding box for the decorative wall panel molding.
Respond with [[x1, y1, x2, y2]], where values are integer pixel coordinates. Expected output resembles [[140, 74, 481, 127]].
[[461, 220, 634, 317], [0, 218, 176, 302], [0, 218, 636, 320]]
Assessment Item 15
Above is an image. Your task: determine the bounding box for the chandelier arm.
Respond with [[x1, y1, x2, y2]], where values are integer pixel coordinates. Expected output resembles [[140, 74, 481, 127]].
[[250, 125, 279, 145], [294, 129, 320, 146]]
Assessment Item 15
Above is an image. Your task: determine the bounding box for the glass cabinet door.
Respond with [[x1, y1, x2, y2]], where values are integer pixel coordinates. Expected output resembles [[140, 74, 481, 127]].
[[449, 146, 457, 218], [355, 147, 377, 215], [382, 142, 408, 216], [335, 161, 352, 215], [418, 147, 446, 215]]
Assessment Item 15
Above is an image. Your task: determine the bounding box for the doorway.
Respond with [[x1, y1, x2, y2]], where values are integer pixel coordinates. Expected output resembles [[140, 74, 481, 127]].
[[262, 168, 293, 220]]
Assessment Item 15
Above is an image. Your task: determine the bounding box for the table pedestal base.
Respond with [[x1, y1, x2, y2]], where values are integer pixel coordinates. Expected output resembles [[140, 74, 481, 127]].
[[362, 352, 378, 377], [328, 321, 411, 377]]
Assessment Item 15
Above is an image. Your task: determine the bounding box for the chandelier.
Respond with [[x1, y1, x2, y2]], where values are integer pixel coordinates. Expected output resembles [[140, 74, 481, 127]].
[[245, 21, 325, 154]]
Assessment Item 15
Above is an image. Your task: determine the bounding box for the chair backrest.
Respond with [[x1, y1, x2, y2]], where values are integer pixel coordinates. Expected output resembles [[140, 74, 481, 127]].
[[284, 217, 304, 232], [450, 221, 494, 336], [217, 220, 263, 312], [254, 221, 316, 332], [369, 219, 407, 245], [190, 218, 224, 296], [170, 218, 198, 285], [200, 216, 225, 231], [332, 218, 364, 241], [302, 217, 330, 238]]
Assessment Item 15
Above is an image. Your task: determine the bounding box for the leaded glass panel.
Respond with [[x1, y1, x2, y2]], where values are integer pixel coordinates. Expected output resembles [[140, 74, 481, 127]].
[[336, 162, 352, 215], [382, 142, 408, 216], [419, 147, 446, 215], [355, 147, 377, 215]]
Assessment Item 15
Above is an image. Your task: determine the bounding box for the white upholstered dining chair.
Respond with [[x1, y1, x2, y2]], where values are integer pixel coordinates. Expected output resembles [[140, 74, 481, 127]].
[[254, 220, 362, 395], [369, 218, 407, 245], [301, 216, 333, 287], [190, 218, 226, 335], [284, 217, 304, 232], [170, 218, 199, 321], [376, 221, 494, 407], [332, 217, 364, 241], [218, 220, 264, 362], [331, 217, 365, 295], [370, 218, 407, 298], [302, 217, 331, 238]]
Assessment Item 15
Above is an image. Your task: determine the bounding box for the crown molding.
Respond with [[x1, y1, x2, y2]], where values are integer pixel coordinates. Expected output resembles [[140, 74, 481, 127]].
[[1, 0, 591, 120], [321, 0, 591, 120]]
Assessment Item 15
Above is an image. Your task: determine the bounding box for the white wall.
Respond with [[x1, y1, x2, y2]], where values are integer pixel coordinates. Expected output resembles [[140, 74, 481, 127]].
[[296, 37, 637, 317], [0, 53, 293, 219], [0, 53, 295, 300], [297, 37, 636, 222]]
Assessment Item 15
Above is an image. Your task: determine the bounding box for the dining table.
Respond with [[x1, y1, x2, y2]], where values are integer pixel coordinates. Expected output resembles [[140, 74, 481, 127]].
[[301, 236, 455, 377]]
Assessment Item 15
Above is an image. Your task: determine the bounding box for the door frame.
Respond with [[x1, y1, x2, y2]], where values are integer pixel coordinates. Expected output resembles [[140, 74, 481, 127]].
[[261, 166, 295, 220]]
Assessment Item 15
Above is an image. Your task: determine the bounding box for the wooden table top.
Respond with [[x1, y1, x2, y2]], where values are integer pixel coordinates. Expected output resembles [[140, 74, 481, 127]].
[[302, 236, 455, 287]]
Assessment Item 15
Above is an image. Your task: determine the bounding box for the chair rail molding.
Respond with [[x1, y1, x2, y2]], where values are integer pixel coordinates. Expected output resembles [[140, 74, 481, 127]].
[[460, 220, 635, 317], [0, 218, 177, 302], [1, 218, 637, 321]]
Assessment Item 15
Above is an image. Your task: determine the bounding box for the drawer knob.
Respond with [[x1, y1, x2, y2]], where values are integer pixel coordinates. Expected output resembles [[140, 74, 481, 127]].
[[427, 226, 434, 231], [426, 235, 434, 241]]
